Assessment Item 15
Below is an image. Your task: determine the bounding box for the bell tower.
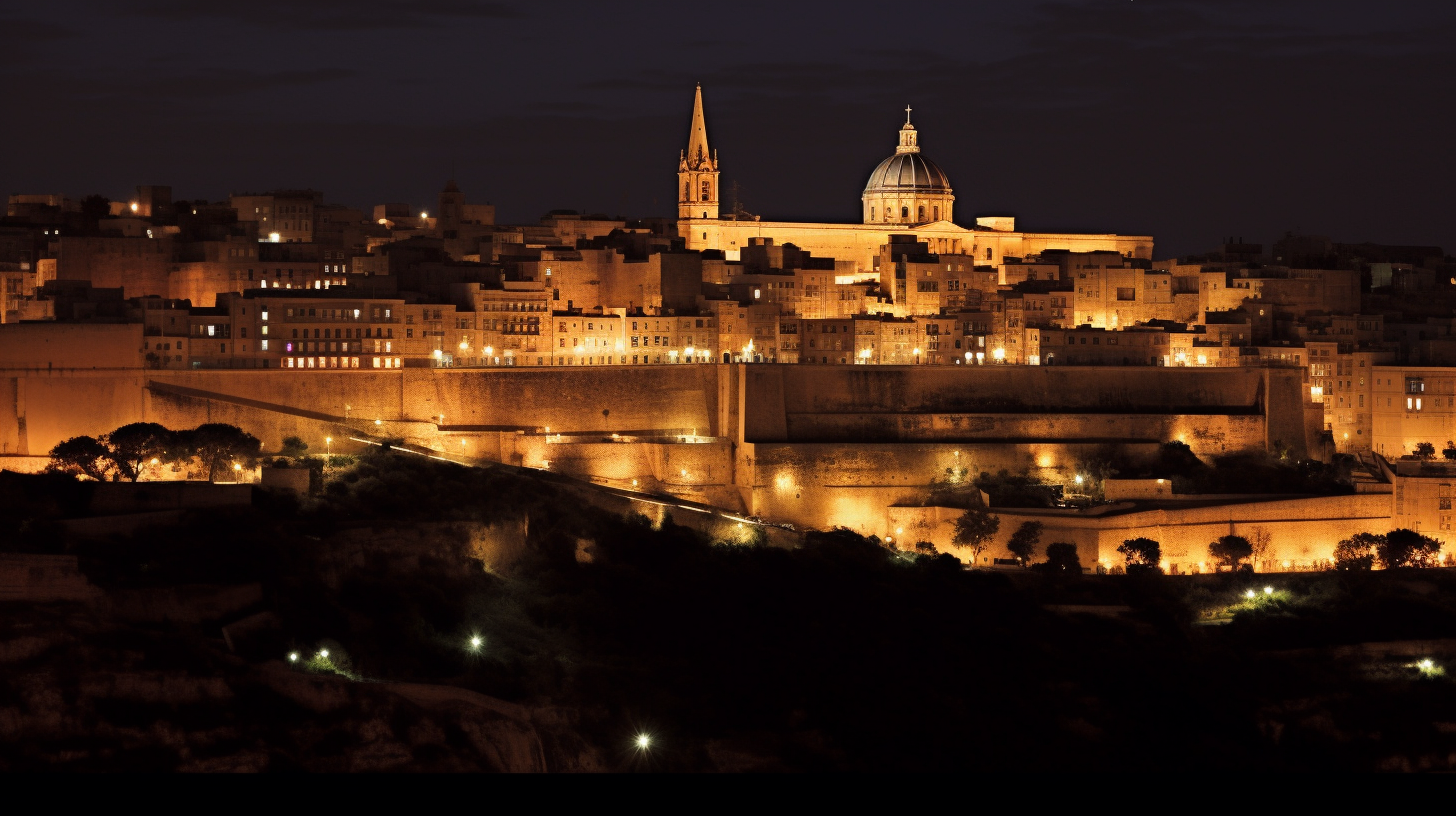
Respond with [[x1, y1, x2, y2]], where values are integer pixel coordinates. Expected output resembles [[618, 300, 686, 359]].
[[678, 84, 719, 221]]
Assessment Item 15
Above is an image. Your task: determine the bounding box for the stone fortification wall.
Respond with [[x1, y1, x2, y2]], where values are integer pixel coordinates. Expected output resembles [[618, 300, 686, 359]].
[[151, 367, 722, 439], [746, 441, 1161, 536], [0, 323, 144, 369], [0, 363, 1309, 541], [889, 493, 1392, 573], [742, 364, 1305, 456], [0, 370, 148, 455]]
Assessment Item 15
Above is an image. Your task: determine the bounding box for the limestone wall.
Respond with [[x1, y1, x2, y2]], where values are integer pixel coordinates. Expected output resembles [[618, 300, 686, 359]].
[[746, 441, 1161, 536], [889, 493, 1393, 573]]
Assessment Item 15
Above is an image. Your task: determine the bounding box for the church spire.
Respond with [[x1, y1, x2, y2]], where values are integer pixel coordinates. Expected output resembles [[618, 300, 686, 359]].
[[678, 84, 719, 221], [685, 83, 714, 170]]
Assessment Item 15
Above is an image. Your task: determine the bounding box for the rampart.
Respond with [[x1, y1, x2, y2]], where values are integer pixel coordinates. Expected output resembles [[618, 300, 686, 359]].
[[888, 493, 1393, 573], [0, 363, 1310, 537]]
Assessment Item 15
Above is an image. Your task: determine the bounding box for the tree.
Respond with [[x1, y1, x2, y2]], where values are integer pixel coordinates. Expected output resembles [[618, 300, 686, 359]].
[[914, 541, 938, 556], [190, 423, 262, 481], [1334, 532, 1381, 571], [48, 436, 113, 481], [103, 422, 173, 482], [1415, 442, 1436, 459], [1444, 441, 1456, 461], [1041, 542, 1082, 573], [952, 506, 1000, 565], [1379, 528, 1442, 569], [1117, 537, 1161, 572], [280, 436, 309, 457], [1209, 535, 1254, 572], [1006, 521, 1043, 566]]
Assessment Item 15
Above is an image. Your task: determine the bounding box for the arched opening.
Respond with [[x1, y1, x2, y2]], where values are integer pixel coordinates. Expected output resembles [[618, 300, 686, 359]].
[[700, 180, 711, 201], [683, 182, 690, 201], [870, 207, 875, 221], [900, 206, 909, 219], [722, 352, 731, 364], [917, 206, 925, 221], [933, 206, 940, 221]]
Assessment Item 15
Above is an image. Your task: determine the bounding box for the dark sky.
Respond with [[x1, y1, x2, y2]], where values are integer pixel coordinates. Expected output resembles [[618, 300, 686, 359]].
[[2, 0, 1453, 258]]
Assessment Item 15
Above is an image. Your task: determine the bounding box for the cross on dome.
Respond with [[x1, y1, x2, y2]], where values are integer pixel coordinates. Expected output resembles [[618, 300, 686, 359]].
[[905, 105, 912, 125]]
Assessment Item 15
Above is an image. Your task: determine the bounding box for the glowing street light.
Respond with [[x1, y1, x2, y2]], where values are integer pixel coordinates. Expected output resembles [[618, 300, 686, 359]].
[[634, 734, 652, 751], [1074, 474, 1085, 485], [318, 649, 330, 658], [469, 636, 483, 651], [288, 652, 299, 662], [1263, 586, 1274, 595], [1244, 589, 1256, 599]]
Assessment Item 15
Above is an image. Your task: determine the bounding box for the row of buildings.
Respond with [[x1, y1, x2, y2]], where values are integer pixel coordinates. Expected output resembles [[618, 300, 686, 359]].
[[2, 87, 1455, 465]]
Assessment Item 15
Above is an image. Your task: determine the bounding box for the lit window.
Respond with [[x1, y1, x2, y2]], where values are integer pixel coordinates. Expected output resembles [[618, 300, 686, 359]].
[[372, 357, 380, 368], [207, 326, 215, 337], [261, 340, 268, 351]]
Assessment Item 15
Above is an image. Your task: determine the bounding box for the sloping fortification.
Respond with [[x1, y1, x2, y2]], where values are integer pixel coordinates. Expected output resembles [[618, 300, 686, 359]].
[[733, 365, 1311, 535], [0, 363, 1308, 538]]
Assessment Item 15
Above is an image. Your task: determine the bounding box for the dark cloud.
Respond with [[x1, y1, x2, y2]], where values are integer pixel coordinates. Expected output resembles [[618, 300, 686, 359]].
[[124, 0, 521, 30]]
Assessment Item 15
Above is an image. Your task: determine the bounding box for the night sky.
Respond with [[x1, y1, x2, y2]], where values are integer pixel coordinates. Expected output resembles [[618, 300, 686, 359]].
[[2, 0, 1453, 257]]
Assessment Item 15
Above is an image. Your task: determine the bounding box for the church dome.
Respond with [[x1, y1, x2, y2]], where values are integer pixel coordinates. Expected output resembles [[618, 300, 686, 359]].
[[861, 114, 955, 225], [863, 149, 952, 194]]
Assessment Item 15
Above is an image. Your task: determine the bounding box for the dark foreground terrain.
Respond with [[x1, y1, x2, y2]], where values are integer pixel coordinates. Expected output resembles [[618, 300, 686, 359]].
[[5, 450, 1456, 772]]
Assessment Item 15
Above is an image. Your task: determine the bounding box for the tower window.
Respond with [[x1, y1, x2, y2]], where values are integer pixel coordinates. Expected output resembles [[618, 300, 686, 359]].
[[901, 206, 909, 219], [870, 207, 875, 220], [684, 182, 690, 201], [934, 206, 939, 220], [918, 206, 925, 221], [701, 180, 711, 201]]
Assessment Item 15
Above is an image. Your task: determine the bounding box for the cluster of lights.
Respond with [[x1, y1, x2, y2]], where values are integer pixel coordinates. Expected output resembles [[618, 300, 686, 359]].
[[1243, 586, 1275, 599]]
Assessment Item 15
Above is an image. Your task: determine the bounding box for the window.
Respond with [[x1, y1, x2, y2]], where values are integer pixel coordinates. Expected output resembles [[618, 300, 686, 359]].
[[901, 206, 909, 219]]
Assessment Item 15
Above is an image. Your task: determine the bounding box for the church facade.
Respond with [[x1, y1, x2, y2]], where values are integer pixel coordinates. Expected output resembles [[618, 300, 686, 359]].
[[676, 87, 1153, 271]]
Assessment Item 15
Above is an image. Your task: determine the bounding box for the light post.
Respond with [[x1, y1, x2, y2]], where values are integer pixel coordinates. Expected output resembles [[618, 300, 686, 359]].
[[325, 436, 332, 473]]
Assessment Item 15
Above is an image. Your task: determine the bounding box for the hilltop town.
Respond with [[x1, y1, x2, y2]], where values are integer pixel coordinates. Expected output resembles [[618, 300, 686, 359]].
[[2, 87, 1454, 574]]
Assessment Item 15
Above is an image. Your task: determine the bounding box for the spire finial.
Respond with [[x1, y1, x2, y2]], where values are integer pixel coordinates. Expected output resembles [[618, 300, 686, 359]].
[[905, 105, 912, 125]]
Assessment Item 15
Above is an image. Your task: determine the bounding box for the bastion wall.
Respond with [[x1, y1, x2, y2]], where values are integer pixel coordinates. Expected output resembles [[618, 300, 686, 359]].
[[0, 363, 1311, 536], [888, 493, 1394, 572]]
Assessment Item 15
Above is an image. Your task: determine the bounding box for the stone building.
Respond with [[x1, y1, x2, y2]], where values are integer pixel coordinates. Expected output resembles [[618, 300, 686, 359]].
[[675, 86, 1153, 270]]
